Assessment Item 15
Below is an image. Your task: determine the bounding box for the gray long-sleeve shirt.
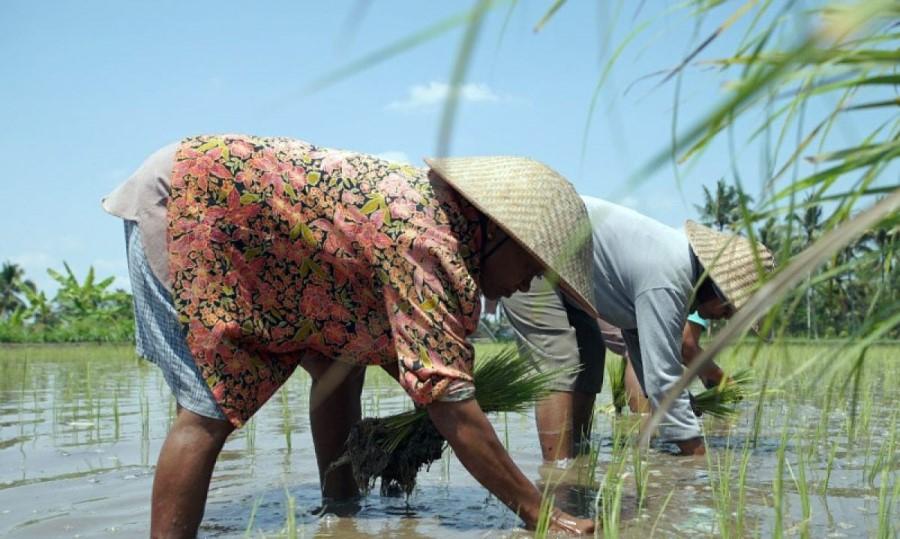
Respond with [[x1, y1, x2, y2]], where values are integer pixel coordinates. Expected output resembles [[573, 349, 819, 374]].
[[582, 196, 700, 442]]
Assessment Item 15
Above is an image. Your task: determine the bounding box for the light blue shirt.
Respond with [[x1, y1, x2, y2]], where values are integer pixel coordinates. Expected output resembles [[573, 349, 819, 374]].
[[582, 196, 700, 442]]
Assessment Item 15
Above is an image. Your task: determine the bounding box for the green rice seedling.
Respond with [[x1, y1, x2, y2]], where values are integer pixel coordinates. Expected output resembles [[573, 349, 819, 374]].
[[598, 417, 631, 539], [706, 436, 738, 538], [867, 414, 896, 487], [786, 450, 811, 539], [876, 466, 899, 539], [750, 359, 773, 447], [533, 488, 555, 539], [649, 488, 676, 539], [113, 389, 120, 441], [736, 439, 753, 535], [243, 496, 262, 537], [814, 377, 837, 450], [94, 396, 102, 441], [821, 440, 838, 495], [283, 487, 298, 539], [773, 421, 790, 539], [605, 355, 627, 415], [630, 442, 649, 511], [280, 387, 293, 453], [579, 437, 602, 488], [245, 416, 257, 454], [690, 369, 753, 419], [599, 465, 625, 539]]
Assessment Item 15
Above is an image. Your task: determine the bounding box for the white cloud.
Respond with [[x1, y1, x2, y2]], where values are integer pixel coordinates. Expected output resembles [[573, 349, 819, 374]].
[[375, 151, 411, 164], [387, 81, 503, 111]]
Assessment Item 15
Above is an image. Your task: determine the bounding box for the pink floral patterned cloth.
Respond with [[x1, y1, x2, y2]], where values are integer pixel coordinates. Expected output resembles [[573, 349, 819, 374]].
[[167, 135, 483, 427]]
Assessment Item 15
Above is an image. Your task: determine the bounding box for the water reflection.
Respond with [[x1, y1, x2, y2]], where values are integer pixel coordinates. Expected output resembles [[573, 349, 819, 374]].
[[0, 345, 897, 537]]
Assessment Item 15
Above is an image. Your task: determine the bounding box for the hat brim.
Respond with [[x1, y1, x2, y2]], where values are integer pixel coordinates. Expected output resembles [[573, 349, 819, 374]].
[[425, 158, 598, 318], [685, 220, 775, 311]]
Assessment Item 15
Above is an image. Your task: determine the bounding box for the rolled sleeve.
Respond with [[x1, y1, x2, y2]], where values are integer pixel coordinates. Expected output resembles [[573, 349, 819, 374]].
[[382, 275, 476, 406]]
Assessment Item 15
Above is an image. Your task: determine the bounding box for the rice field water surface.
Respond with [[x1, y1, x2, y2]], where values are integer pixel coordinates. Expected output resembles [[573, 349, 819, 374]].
[[0, 342, 897, 538]]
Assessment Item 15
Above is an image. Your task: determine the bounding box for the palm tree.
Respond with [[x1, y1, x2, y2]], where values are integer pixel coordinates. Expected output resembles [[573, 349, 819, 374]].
[[791, 201, 823, 339], [0, 262, 35, 317], [757, 217, 782, 258], [694, 179, 752, 231], [48, 262, 130, 321]]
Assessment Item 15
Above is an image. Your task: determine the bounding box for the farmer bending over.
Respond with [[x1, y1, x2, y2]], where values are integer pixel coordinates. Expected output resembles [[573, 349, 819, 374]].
[[502, 196, 773, 459], [102, 134, 597, 537]]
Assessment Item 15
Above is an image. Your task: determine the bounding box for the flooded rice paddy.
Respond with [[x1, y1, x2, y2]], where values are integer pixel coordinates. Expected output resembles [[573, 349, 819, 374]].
[[0, 343, 897, 538]]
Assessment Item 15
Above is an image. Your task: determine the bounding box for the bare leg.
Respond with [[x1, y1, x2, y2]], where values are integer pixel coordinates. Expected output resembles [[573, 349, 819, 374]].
[[300, 356, 365, 500], [570, 391, 596, 452], [151, 407, 235, 539], [623, 359, 651, 414], [535, 391, 596, 461], [535, 392, 574, 461]]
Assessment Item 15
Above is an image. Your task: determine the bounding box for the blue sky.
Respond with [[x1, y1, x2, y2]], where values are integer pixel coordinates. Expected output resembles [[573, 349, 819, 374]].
[[1, 1, 884, 292]]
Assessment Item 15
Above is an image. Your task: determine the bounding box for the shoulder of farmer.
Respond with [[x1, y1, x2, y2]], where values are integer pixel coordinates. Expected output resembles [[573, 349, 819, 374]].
[[102, 141, 180, 218]]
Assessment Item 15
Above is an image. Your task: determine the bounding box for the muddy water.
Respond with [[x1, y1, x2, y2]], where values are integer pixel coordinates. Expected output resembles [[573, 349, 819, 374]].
[[0, 344, 896, 537]]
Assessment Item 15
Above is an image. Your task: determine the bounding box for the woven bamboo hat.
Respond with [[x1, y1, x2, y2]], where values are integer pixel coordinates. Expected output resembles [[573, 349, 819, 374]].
[[425, 156, 597, 318], [685, 220, 775, 310]]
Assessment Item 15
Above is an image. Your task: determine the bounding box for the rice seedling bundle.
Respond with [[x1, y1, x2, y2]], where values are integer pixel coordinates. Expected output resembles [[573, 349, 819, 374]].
[[690, 369, 753, 419], [330, 346, 567, 496]]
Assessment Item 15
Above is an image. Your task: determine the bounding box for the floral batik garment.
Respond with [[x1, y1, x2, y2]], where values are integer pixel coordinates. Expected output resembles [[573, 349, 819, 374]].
[[167, 135, 483, 426]]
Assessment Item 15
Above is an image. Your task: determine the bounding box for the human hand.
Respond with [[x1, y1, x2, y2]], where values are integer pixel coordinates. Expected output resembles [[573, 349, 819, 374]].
[[689, 392, 702, 417], [700, 363, 726, 389], [548, 508, 596, 535]]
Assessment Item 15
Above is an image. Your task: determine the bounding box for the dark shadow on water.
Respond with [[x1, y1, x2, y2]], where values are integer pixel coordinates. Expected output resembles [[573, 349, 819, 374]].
[[202, 483, 524, 536]]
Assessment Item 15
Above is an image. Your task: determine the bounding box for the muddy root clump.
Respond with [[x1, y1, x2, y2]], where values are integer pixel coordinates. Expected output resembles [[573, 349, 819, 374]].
[[334, 415, 446, 497]]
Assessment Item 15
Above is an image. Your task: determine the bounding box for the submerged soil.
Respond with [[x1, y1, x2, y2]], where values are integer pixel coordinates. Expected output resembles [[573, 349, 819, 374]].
[[0, 343, 897, 537]]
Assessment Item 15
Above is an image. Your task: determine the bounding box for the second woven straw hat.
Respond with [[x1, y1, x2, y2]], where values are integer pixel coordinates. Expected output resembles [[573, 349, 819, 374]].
[[685, 220, 775, 310], [425, 156, 597, 318]]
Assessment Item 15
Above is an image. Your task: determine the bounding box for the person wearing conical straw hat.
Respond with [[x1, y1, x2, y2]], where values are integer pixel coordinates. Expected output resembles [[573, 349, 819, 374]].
[[101, 134, 597, 536], [502, 195, 774, 458]]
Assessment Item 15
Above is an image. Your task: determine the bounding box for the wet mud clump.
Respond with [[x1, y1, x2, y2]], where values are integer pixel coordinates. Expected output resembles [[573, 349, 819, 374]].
[[337, 414, 445, 496]]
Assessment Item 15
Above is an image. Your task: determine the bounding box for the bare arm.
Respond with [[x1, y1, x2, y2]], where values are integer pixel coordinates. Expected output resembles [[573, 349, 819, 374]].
[[427, 398, 594, 534], [680, 322, 724, 388]]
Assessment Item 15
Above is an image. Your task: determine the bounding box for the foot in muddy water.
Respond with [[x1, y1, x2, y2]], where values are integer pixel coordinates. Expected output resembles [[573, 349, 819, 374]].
[[311, 496, 363, 517]]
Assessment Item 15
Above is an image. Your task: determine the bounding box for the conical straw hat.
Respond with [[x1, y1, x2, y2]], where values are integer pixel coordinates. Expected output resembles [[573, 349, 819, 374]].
[[685, 220, 775, 310], [425, 156, 597, 318]]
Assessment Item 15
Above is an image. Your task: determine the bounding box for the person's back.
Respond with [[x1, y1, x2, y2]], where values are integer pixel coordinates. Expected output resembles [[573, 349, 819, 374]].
[[581, 195, 693, 330]]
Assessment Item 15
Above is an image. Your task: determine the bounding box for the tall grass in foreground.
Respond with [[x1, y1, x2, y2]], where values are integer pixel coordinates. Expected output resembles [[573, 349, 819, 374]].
[[306, 0, 899, 446]]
